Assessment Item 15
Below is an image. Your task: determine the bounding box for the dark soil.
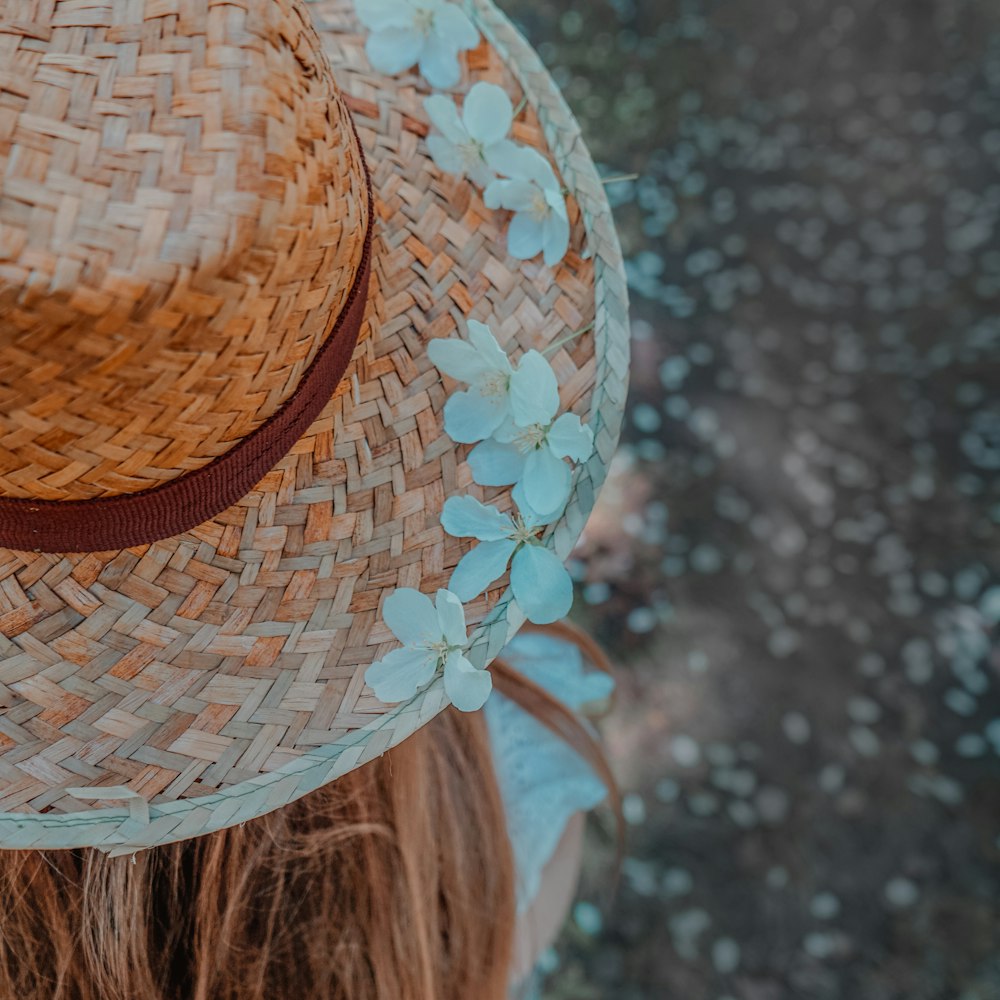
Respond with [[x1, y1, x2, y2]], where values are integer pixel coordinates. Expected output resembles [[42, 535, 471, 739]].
[[500, 1, 1000, 997]]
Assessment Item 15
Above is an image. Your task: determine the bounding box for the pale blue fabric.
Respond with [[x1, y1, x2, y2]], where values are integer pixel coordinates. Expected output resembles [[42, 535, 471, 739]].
[[509, 966, 544, 1000], [485, 631, 614, 914]]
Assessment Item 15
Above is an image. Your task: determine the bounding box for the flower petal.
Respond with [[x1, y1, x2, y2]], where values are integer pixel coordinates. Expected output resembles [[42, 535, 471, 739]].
[[542, 208, 571, 266], [355, 0, 412, 31], [545, 184, 569, 217], [462, 82, 513, 146], [365, 27, 424, 76], [468, 439, 526, 486], [510, 544, 574, 624], [444, 651, 493, 711], [506, 212, 545, 261], [485, 139, 530, 180], [509, 349, 559, 426], [424, 94, 467, 143], [434, 3, 479, 49], [483, 178, 506, 211], [513, 479, 564, 525], [441, 496, 515, 540], [435, 589, 468, 646], [465, 319, 512, 374], [365, 647, 437, 704], [485, 177, 537, 213], [449, 537, 518, 601], [523, 446, 572, 517], [547, 412, 594, 462], [467, 156, 494, 189], [527, 150, 561, 192], [382, 588, 438, 646], [425, 134, 464, 175], [443, 387, 509, 443], [491, 416, 522, 445], [427, 336, 492, 382], [514, 146, 561, 191], [419, 35, 462, 89]]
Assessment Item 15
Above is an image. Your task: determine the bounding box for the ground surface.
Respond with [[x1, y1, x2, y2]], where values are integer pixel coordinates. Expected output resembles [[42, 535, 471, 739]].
[[498, 1, 1000, 997]]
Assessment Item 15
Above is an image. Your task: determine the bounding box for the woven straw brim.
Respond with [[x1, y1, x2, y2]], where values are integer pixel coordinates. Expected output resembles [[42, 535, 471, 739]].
[[0, 0, 629, 853]]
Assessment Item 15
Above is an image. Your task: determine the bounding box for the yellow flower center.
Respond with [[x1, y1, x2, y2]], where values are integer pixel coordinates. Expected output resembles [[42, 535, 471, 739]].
[[414, 9, 435, 34], [480, 371, 509, 398], [529, 189, 550, 222], [511, 516, 541, 545], [511, 423, 548, 452], [426, 637, 457, 667]]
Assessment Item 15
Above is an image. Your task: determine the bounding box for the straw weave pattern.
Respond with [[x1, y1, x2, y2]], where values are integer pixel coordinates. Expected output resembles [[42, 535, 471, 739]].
[[0, 0, 369, 500], [0, 0, 629, 852]]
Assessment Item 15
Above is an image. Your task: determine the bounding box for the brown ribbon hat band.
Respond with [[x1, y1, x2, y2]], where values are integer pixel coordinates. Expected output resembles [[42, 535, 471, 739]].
[[0, 151, 374, 554]]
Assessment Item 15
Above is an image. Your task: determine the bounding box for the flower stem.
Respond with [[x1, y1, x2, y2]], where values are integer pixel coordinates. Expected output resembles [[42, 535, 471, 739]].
[[513, 95, 529, 117], [601, 172, 640, 185], [543, 321, 596, 357]]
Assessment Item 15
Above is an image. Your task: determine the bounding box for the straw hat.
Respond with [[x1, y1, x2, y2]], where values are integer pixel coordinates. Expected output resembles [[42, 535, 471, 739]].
[[0, 0, 629, 853]]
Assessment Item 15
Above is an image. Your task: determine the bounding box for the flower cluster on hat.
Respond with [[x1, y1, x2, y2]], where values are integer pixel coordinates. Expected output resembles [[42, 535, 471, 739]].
[[441, 496, 572, 624], [354, 0, 479, 90], [468, 409, 593, 521], [484, 144, 570, 266], [424, 82, 518, 188], [364, 588, 492, 711], [422, 83, 572, 266], [430, 319, 595, 519], [427, 319, 556, 443]]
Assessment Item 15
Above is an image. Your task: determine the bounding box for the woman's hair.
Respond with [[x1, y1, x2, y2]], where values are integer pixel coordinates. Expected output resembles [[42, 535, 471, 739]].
[[0, 629, 616, 1000]]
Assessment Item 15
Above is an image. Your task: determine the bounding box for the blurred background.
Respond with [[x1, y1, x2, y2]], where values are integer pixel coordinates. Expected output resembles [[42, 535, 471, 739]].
[[499, 0, 1000, 997]]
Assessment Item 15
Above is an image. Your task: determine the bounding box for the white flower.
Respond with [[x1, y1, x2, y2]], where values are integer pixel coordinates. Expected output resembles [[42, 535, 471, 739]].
[[428, 320, 559, 443], [467, 405, 594, 520], [355, 0, 479, 90], [364, 588, 492, 711], [485, 144, 570, 266], [441, 496, 573, 624], [424, 82, 517, 188]]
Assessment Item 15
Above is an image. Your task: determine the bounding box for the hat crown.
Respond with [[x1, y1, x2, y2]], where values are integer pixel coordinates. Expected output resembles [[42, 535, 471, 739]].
[[0, 0, 369, 501]]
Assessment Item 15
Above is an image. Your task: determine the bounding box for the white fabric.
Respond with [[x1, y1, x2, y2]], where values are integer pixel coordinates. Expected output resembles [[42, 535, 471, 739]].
[[486, 632, 613, 912]]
